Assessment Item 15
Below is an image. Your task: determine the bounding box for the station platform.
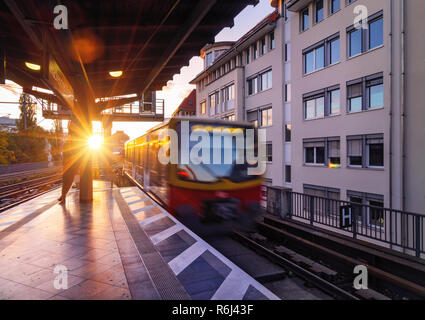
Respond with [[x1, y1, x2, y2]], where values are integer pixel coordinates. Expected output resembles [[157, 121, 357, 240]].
[[0, 181, 279, 300]]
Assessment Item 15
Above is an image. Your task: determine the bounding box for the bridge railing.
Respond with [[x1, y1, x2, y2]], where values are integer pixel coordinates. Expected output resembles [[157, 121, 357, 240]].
[[265, 186, 425, 259]]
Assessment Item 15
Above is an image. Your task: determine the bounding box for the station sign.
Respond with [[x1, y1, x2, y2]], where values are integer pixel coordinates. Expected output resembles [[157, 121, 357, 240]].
[[340, 205, 352, 229]]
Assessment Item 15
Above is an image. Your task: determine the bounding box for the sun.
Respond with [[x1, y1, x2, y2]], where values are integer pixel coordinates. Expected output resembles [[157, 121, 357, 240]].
[[88, 135, 103, 150]]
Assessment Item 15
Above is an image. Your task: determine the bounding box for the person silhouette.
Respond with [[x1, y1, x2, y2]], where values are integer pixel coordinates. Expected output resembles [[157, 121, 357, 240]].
[[58, 119, 81, 203]]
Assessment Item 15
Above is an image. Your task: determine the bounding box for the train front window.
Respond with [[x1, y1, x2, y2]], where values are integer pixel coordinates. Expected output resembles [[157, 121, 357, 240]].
[[176, 122, 259, 183]]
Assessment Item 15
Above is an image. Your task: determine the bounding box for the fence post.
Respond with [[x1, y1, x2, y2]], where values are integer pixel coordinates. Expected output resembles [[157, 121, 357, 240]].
[[309, 195, 314, 225], [416, 216, 421, 258], [352, 204, 357, 239]]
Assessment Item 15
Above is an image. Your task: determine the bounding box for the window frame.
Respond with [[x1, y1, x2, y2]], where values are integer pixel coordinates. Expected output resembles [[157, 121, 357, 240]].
[[301, 7, 309, 32], [303, 33, 339, 75], [200, 100, 206, 114], [329, 0, 340, 14], [347, 134, 384, 169], [260, 107, 273, 127], [304, 137, 340, 167], [347, 72, 384, 113], [315, 0, 324, 24], [303, 84, 340, 120], [346, 11, 384, 58], [266, 142, 273, 162]]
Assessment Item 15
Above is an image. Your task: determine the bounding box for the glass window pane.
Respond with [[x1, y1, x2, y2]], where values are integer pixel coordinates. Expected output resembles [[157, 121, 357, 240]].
[[330, 38, 340, 64], [305, 147, 314, 163], [369, 18, 383, 49], [330, 89, 340, 114], [268, 71, 272, 89], [315, 46, 324, 69], [267, 108, 272, 126], [331, 0, 340, 13], [316, 97, 325, 117], [302, 9, 309, 31], [349, 29, 362, 56], [315, 0, 323, 22], [305, 51, 314, 74], [305, 100, 315, 119], [368, 143, 384, 167], [350, 97, 362, 112], [369, 84, 383, 109], [316, 147, 325, 164]]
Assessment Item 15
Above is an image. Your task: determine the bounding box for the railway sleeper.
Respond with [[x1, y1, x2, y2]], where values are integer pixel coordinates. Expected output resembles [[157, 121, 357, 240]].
[[355, 288, 391, 300]]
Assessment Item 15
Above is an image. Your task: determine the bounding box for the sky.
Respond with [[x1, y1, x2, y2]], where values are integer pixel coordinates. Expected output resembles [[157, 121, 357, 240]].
[[0, 0, 275, 139]]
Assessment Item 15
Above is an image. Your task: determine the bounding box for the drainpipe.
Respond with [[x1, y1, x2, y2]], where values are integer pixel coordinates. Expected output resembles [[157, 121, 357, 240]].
[[401, 0, 406, 212], [388, 0, 393, 249]]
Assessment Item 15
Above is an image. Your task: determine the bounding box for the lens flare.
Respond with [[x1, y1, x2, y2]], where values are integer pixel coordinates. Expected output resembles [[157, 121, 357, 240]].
[[88, 135, 103, 150]]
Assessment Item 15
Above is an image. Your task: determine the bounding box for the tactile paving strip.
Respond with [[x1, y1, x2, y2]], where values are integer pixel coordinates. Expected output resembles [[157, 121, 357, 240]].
[[117, 187, 279, 300]]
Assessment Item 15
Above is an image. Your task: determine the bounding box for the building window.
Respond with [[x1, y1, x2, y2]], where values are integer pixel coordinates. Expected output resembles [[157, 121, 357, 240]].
[[206, 52, 214, 67], [304, 95, 324, 120], [346, 0, 357, 5], [327, 139, 340, 167], [284, 83, 291, 102], [367, 76, 384, 109], [329, 37, 340, 64], [248, 69, 272, 95], [366, 136, 384, 167], [347, 82, 362, 112], [284, 124, 291, 142], [301, 7, 309, 31], [329, 88, 340, 115], [330, 0, 340, 14], [247, 110, 258, 127], [347, 11, 383, 58], [247, 77, 258, 95], [303, 33, 339, 74], [260, 69, 272, 91], [348, 28, 362, 57], [266, 142, 273, 162], [261, 108, 272, 127], [209, 93, 216, 109], [285, 165, 291, 183], [315, 0, 324, 23], [347, 137, 363, 166], [284, 43, 289, 62], [304, 137, 340, 167], [253, 43, 258, 60], [246, 48, 250, 64], [347, 134, 384, 168], [200, 101, 206, 114], [347, 190, 384, 227], [347, 73, 383, 113], [261, 38, 266, 55], [304, 139, 325, 165], [304, 45, 324, 74], [269, 32, 275, 50]]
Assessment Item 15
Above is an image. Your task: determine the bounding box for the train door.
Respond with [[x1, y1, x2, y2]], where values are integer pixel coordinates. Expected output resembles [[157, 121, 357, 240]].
[[131, 141, 136, 178], [144, 134, 150, 189]]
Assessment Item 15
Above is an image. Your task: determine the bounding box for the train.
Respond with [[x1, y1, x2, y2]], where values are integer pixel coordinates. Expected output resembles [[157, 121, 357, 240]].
[[124, 117, 263, 233]]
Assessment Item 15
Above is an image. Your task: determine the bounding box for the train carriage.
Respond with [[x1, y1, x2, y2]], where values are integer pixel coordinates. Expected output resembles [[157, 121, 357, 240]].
[[124, 117, 263, 230]]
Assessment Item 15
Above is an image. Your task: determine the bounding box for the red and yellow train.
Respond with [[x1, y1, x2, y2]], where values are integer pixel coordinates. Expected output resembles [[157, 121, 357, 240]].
[[124, 118, 263, 230]]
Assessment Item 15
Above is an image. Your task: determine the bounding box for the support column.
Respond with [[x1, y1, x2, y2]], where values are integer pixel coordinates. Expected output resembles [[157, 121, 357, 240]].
[[102, 115, 113, 187], [79, 115, 93, 203]]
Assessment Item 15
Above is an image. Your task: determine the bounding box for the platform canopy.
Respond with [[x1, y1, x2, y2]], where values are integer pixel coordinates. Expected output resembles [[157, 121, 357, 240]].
[[0, 0, 258, 116]]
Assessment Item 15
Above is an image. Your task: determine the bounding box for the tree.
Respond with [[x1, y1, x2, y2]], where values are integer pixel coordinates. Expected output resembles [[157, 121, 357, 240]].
[[48, 119, 64, 161], [15, 94, 38, 131], [0, 131, 15, 165]]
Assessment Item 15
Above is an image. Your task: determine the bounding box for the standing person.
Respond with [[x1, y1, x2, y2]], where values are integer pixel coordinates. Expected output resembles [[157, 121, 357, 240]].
[[58, 119, 81, 203]]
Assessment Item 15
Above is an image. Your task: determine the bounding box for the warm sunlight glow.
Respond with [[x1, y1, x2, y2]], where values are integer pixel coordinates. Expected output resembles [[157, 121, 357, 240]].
[[109, 71, 123, 78], [25, 62, 41, 71], [88, 135, 103, 150]]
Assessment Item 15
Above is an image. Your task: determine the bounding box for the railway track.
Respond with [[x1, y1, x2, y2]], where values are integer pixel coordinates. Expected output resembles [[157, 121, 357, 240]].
[[250, 216, 425, 300], [0, 174, 62, 212], [231, 230, 359, 300]]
